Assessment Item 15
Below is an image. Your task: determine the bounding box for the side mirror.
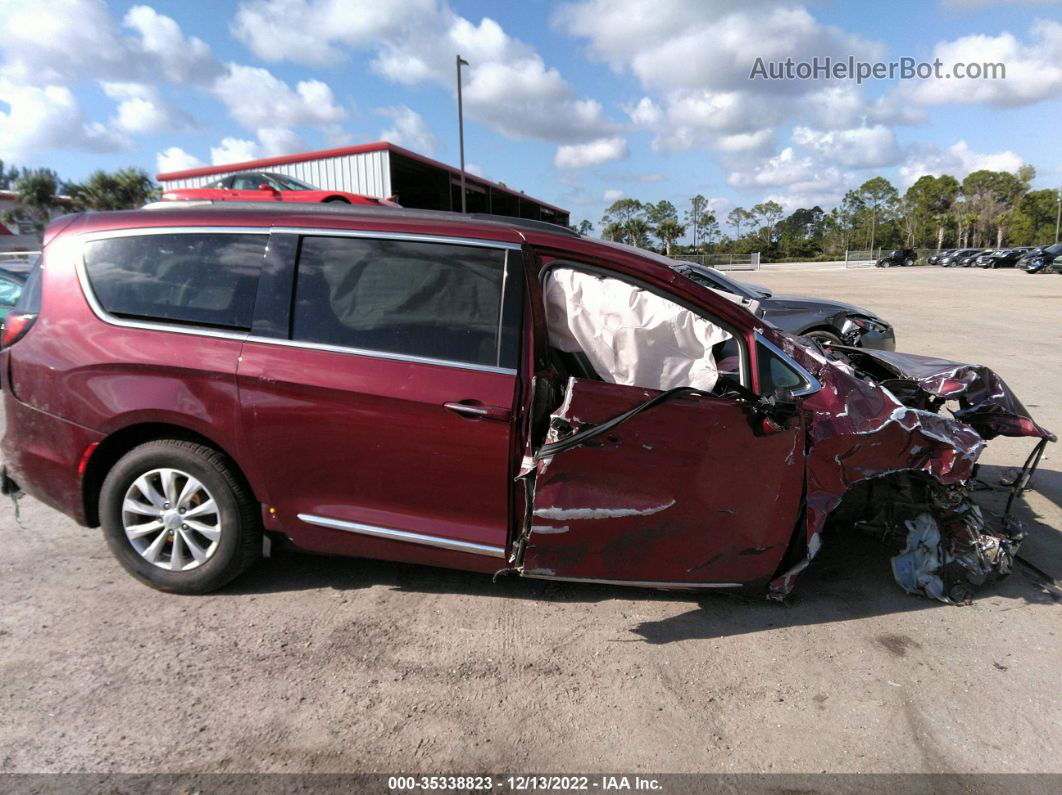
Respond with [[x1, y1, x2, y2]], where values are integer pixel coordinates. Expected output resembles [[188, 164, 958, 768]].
[[258, 183, 277, 192]]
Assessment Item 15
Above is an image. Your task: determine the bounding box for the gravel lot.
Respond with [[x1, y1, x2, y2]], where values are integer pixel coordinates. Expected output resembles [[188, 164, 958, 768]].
[[1, 266, 1059, 774]]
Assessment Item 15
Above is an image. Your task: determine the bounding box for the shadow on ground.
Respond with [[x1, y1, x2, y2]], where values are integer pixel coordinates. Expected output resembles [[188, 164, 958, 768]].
[[225, 500, 1061, 644]]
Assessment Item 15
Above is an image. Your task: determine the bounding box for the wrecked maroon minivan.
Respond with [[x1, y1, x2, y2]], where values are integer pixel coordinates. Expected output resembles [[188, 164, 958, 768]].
[[1, 204, 1052, 602]]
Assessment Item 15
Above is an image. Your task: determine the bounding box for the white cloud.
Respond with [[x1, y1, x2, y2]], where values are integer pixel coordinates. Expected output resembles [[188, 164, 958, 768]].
[[232, 0, 435, 66], [0, 0, 219, 157], [726, 146, 848, 208], [465, 163, 485, 177], [715, 130, 775, 154], [557, 0, 882, 93], [899, 140, 1024, 186], [0, 78, 127, 159], [101, 82, 190, 135], [791, 125, 901, 168], [603, 189, 625, 202], [377, 106, 439, 154], [0, 0, 220, 86], [156, 146, 204, 173], [230, 0, 618, 143], [210, 137, 261, 165], [554, 137, 629, 169], [257, 126, 304, 156], [211, 64, 347, 130], [896, 20, 1062, 106], [123, 5, 221, 85]]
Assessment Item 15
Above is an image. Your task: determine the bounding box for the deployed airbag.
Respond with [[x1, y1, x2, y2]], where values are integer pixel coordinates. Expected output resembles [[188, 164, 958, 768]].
[[544, 268, 731, 392]]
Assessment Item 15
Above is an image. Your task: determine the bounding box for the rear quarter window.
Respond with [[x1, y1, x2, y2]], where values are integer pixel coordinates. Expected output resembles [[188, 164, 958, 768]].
[[83, 233, 267, 330]]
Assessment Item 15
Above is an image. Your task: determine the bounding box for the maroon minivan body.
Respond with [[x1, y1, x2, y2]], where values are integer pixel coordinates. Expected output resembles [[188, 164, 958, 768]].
[[0, 205, 1050, 601]]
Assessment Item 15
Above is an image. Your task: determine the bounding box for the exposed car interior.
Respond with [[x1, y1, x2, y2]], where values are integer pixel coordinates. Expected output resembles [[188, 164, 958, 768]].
[[542, 266, 739, 394]]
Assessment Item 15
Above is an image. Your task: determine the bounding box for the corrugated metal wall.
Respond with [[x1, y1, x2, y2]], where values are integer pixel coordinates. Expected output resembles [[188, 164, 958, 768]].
[[163, 150, 392, 197]]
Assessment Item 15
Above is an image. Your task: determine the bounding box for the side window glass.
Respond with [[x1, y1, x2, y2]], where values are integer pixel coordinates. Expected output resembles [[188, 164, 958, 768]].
[[756, 342, 807, 396], [232, 175, 260, 190], [83, 234, 266, 329], [292, 236, 513, 368]]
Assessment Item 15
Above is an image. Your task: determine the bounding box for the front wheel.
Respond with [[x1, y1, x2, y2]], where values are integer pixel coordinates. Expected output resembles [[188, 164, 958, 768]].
[[805, 330, 843, 347], [99, 440, 261, 594]]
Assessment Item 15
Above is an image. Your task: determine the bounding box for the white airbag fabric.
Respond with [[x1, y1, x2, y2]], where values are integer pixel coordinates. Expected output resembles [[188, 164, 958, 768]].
[[544, 268, 731, 392]]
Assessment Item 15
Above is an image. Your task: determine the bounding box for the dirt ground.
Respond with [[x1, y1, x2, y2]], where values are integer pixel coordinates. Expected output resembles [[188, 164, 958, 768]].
[[1, 266, 1059, 775]]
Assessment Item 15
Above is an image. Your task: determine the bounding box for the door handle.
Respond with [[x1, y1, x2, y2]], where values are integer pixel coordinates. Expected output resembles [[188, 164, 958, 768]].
[[444, 401, 511, 422]]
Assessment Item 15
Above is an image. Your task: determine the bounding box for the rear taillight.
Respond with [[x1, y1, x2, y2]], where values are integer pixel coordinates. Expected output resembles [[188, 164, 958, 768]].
[[1, 312, 37, 348]]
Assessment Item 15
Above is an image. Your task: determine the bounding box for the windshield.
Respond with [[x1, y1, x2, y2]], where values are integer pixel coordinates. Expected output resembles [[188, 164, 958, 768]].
[[266, 173, 317, 191], [669, 262, 762, 301]]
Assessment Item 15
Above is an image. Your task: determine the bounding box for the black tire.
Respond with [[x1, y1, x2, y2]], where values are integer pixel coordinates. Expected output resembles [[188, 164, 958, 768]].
[[904, 258, 914, 267], [323, 197, 350, 203], [805, 329, 843, 346], [99, 440, 260, 594]]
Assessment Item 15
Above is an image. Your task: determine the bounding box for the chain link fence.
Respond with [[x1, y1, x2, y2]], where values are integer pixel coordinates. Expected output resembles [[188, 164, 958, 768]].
[[844, 248, 880, 268], [671, 252, 760, 271]]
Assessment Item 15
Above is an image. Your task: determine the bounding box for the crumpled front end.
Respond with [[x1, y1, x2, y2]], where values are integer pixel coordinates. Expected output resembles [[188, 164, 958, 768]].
[[767, 333, 1054, 603]]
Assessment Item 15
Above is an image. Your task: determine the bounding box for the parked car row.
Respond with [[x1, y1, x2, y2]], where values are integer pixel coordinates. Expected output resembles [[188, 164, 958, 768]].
[[926, 245, 1061, 272]]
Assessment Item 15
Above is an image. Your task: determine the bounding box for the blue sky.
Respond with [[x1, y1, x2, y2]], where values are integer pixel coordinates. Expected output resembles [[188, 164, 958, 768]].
[[2, 0, 1060, 234]]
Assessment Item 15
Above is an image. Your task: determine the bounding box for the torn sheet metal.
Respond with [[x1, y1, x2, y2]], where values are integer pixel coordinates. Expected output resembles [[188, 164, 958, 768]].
[[544, 268, 731, 393], [764, 330, 1052, 601], [836, 348, 1055, 442]]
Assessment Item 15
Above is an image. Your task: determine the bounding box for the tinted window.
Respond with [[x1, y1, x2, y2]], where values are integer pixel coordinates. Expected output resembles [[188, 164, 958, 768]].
[[757, 342, 807, 396], [292, 236, 509, 367], [84, 234, 266, 329], [232, 174, 268, 190]]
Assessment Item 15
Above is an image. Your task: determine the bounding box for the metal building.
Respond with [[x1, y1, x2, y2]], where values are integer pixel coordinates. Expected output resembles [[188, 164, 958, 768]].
[[156, 141, 570, 226]]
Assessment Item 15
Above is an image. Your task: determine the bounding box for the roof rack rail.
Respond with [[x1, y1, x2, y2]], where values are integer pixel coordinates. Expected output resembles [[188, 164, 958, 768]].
[[139, 200, 580, 237]]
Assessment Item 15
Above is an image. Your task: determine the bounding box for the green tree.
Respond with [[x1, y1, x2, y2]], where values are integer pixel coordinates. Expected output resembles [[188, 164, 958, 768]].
[[1008, 189, 1058, 245], [571, 219, 594, 236], [857, 176, 898, 253], [655, 217, 687, 256], [685, 195, 714, 252], [601, 221, 624, 242], [751, 200, 784, 245], [601, 198, 644, 228], [726, 207, 752, 240], [3, 169, 64, 234], [67, 167, 160, 211], [0, 160, 24, 190], [623, 217, 652, 248]]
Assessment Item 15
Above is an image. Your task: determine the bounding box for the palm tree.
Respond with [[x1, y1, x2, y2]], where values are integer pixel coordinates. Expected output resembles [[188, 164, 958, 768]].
[[68, 168, 159, 211], [3, 169, 64, 234], [655, 218, 687, 256]]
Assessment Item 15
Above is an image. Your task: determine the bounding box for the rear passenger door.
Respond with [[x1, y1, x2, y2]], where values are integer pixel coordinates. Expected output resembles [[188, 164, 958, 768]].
[[237, 231, 523, 565]]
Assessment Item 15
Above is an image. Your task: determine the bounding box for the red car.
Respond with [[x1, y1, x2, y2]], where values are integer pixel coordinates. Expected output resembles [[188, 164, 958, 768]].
[[161, 170, 399, 206], [0, 204, 1051, 602]]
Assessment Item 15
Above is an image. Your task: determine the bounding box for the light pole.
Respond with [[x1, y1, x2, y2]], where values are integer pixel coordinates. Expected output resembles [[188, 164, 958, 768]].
[[1055, 187, 1061, 243], [456, 54, 469, 213]]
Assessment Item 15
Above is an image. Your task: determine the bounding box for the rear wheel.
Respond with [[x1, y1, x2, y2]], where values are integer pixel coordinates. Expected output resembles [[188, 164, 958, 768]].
[[323, 197, 350, 204], [904, 257, 914, 267], [99, 440, 260, 593]]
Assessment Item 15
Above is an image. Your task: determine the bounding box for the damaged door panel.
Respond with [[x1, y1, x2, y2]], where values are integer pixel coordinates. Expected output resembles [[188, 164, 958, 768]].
[[516, 378, 806, 588]]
